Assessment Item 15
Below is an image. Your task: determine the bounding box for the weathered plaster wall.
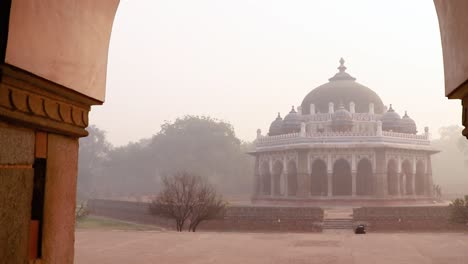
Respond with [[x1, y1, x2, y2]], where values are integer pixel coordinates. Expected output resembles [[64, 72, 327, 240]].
[[0, 121, 34, 264], [434, 0, 468, 99]]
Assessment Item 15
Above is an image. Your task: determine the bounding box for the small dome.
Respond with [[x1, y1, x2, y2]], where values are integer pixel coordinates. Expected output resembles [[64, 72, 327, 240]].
[[283, 106, 302, 133], [381, 104, 402, 132], [268, 113, 284, 136], [332, 104, 352, 121], [332, 104, 353, 131], [400, 111, 417, 134]]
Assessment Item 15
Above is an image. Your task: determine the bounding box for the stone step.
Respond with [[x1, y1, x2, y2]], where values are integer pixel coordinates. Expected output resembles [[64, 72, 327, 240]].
[[323, 218, 353, 229]]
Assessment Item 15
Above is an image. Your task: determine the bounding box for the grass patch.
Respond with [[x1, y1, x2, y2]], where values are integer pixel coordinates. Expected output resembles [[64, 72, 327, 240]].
[[76, 216, 163, 231]]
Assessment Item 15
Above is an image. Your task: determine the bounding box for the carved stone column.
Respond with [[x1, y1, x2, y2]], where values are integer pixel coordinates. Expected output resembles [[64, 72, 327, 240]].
[[351, 171, 357, 197], [327, 153, 333, 197], [296, 150, 309, 198], [282, 158, 288, 197], [269, 159, 274, 197], [253, 156, 260, 198], [374, 149, 387, 197], [426, 156, 434, 196]]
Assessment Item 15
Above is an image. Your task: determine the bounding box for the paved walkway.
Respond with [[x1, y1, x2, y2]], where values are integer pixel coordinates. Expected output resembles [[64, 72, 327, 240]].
[[75, 230, 468, 264]]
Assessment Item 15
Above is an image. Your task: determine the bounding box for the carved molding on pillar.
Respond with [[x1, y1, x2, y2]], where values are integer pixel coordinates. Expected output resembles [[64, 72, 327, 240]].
[[0, 64, 99, 137]]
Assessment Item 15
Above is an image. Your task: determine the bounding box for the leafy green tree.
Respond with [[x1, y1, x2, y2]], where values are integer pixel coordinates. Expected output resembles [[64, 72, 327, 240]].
[[147, 116, 254, 195]]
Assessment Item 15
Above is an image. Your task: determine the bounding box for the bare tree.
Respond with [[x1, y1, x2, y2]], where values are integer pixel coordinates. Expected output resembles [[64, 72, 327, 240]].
[[149, 172, 199, 231], [188, 181, 226, 232], [149, 171, 225, 232]]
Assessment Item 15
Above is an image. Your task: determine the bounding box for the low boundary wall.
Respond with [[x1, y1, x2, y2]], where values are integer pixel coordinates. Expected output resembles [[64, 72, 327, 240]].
[[353, 206, 466, 231], [87, 199, 323, 232]]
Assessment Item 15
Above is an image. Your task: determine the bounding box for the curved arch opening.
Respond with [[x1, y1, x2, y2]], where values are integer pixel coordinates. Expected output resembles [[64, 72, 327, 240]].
[[311, 159, 327, 196], [287, 161, 298, 196], [272, 161, 283, 196], [402, 160, 413, 195], [332, 159, 352, 195], [387, 159, 398, 195], [260, 162, 271, 195], [356, 158, 374, 195]]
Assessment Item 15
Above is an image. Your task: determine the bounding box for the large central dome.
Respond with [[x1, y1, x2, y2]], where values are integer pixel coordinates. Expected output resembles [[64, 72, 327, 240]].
[[301, 58, 385, 114]]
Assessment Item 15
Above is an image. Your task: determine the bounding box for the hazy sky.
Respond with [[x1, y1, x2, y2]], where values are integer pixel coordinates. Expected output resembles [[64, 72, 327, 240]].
[[91, 0, 461, 146]]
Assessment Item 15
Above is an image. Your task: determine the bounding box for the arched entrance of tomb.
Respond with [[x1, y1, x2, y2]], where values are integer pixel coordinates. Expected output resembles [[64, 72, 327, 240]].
[[415, 161, 426, 195], [356, 158, 374, 195], [387, 159, 398, 195], [402, 160, 413, 195], [287, 160, 298, 196], [272, 161, 283, 196], [311, 159, 328, 196], [260, 162, 271, 195], [332, 159, 352, 195]]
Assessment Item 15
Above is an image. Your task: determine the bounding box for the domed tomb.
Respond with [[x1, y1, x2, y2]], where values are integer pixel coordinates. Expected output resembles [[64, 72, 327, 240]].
[[301, 58, 385, 114]]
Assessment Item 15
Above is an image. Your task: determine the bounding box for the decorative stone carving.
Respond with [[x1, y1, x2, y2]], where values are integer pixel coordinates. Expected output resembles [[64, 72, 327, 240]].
[[0, 65, 97, 137]]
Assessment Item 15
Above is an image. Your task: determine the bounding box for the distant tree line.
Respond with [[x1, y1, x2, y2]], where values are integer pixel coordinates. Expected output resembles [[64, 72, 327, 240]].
[[77, 116, 254, 200], [431, 125, 468, 197]]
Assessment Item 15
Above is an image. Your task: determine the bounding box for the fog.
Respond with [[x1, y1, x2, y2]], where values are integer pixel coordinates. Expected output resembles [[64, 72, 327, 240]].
[[78, 0, 468, 201], [91, 0, 459, 147]]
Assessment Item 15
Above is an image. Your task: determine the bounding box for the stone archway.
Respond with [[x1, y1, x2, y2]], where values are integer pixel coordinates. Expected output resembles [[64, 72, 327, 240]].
[[387, 159, 398, 195], [287, 160, 298, 196], [356, 158, 374, 195], [260, 162, 271, 195], [272, 161, 283, 196], [415, 161, 426, 195], [402, 160, 413, 195], [333, 159, 352, 195], [311, 159, 328, 196]]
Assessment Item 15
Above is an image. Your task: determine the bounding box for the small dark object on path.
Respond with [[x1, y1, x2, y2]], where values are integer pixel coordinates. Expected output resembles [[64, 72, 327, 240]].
[[355, 224, 366, 234]]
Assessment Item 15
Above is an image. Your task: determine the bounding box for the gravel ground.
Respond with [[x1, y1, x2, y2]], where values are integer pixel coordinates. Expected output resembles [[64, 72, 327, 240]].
[[75, 230, 468, 264]]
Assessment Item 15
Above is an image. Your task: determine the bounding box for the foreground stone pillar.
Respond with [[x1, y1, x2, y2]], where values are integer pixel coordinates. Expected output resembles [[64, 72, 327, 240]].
[[327, 172, 333, 197], [0, 122, 34, 263], [0, 1, 119, 263]]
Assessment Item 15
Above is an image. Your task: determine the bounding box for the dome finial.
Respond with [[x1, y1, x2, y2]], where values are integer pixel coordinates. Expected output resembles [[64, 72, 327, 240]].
[[338, 57, 346, 73], [388, 104, 394, 112], [403, 111, 409, 118], [277, 112, 281, 118], [290, 105, 296, 113]]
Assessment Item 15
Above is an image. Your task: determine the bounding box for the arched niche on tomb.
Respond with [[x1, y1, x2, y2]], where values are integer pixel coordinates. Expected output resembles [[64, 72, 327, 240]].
[[310, 159, 328, 196], [260, 162, 271, 195], [332, 159, 352, 195], [356, 158, 374, 195], [272, 160, 283, 196], [387, 159, 398, 195], [402, 160, 413, 195], [287, 160, 298, 196]]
